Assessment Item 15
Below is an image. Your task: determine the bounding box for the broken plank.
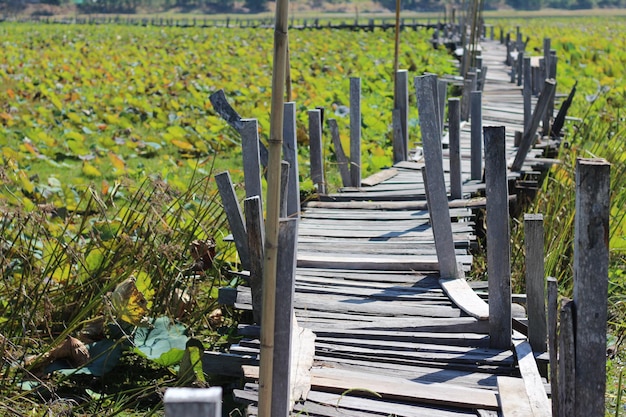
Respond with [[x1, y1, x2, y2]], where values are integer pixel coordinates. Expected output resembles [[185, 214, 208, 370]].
[[514, 341, 551, 416], [360, 168, 399, 186]]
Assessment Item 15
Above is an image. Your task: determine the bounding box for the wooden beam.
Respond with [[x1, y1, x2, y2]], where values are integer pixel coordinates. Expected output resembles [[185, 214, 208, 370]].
[[514, 341, 551, 416]]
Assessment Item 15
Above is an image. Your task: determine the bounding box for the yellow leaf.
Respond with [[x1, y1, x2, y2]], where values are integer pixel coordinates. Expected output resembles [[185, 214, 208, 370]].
[[110, 276, 151, 327], [18, 171, 35, 193], [108, 152, 125, 171], [171, 139, 195, 151], [82, 162, 102, 178]]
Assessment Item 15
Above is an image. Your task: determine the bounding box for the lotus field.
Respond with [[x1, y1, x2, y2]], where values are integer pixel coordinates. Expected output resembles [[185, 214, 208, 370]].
[[0, 16, 625, 415]]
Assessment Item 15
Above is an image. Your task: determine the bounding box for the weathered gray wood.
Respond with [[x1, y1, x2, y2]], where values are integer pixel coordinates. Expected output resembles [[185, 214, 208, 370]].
[[573, 158, 610, 417], [310, 367, 499, 410], [558, 299, 575, 417], [552, 82, 576, 138], [392, 109, 405, 164], [241, 119, 263, 202], [470, 91, 483, 181], [308, 109, 325, 194], [448, 98, 462, 200], [279, 160, 289, 218], [328, 119, 351, 187], [394, 70, 409, 162], [215, 171, 249, 269], [350, 77, 361, 187], [460, 78, 472, 122], [516, 51, 523, 86], [361, 168, 398, 187], [415, 74, 458, 279], [484, 126, 512, 349], [437, 78, 447, 137], [524, 214, 547, 355], [440, 271, 489, 320], [271, 218, 298, 417], [547, 276, 559, 417], [282, 102, 300, 218], [209, 89, 243, 131], [511, 79, 556, 171], [164, 387, 222, 417], [497, 376, 533, 417], [245, 196, 264, 324], [523, 57, 531, 130], [304, 197, 494, 211], [514, 340, 551, 416], [543, 38, 551, 82]]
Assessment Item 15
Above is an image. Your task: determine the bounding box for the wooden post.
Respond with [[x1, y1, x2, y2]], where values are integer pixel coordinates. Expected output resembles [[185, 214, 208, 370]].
[[524, 214, 547, 356], [511, 79, 556, 171], [392, 110, 405, 165], [282, 102, 300, 218], [437, 79, 447, 138], [415, 75, 457, 280], [547, 276, 559, 417], [516, 51, 523, 86], [394, 70, 409, 163], [308, 109, 325, 194], [558, 299, 575, 417], [215, 171, 250, 270], [328, 119, 351, 187], [460, 78, 472, 122], [241, 119, 263, 202], [523, 57, 532, 131], [350, 77, 361, 187], [470, 91, 482, 181], [245, 196, 264, 324], [483, 126, 511, 349], [271, 218, 298, 417], [543, 38, 551, 82], [573, 158, 610, 417], [448, 98, 462, 200], [164, 387, 222, 417], [279, 161, 290, 218]]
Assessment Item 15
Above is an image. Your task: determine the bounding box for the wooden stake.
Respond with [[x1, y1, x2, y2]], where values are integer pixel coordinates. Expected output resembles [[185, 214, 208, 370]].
[[258, 0, 290, 414]]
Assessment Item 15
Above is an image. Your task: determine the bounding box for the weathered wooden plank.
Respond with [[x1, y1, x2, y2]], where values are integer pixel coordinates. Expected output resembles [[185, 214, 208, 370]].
[[328, 118, 351, 188], [558, 299, 575, 417], [394, 69, 409, 163], [350, 77, 361, 187], [514, 341, 551, 416], [304, 197, 491, 211], [415, 74, 458, 280], [573, 158, 610, 417], [470, 91, 483, 180], [547, 276, 559, 417], [361, 168, 399, 187], [215, 171, 249, 269], [306, 390, 476, 417], [282, 102, 300, 218], [309, 109, 325, 194], [497, 376, 533, 417], [524, 214, 547, 355], [439, 274, 489, 320], [448, 97, 463, 199], [484, 126, 512, 349], [241, 119, 262, 202], [244, 196, 264, 324], [310, 367, 500, 410]]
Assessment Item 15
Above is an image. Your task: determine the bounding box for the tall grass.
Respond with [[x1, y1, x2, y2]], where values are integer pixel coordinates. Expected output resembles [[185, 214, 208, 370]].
[[0, 161, 236, 414]]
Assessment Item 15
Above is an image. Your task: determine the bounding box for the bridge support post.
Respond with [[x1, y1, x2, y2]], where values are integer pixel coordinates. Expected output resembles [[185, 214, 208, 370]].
[[483, 126, 512, 349]]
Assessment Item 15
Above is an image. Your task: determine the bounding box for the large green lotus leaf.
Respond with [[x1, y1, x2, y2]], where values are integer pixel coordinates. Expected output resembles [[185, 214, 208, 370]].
[[133, 317, 188, 366]]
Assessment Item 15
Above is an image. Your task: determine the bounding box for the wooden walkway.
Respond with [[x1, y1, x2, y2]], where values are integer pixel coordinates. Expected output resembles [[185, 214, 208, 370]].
[[223, 39, 553, 416]]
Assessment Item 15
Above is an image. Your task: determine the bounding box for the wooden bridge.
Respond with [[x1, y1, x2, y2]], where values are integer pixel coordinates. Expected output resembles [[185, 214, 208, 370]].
[[177, 30, 611, 417]]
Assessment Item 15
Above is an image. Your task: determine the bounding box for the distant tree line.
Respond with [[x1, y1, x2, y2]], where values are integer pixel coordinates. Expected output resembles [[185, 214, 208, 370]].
[[1, 0, 625, 17]]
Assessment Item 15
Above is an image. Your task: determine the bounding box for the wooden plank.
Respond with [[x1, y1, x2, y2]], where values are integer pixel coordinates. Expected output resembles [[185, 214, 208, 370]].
[[310, 367, 500, 410], [328, 118, 351, 187], [306, 390, 475, 417], [484, 126, 512, 349], [349, 77, 361, 187], [361, 168, 399, 187], [514, 341, 551, 416], [448, 97, 463, 199], [282, 102, 301, 218], [573, 158, 610, 417], [439, 275, 489, 320], [394, 69, 409, 162], [547, 276, 559, 417], [524, 214, 547, 354], [309, 109, 325, 194], [558, 299, 575, 417], [304, 197, 491, 211], [244, 196, 264, 324], [241, 119, 262, 202], [164, 387, 222, 417], [215, 171, 249, 269], [297, 253, 440, 271], [497, 376, 534, 417]]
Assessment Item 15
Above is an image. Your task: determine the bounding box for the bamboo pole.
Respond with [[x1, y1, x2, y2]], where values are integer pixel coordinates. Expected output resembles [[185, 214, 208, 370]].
[[257, 0, 290, 415]]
